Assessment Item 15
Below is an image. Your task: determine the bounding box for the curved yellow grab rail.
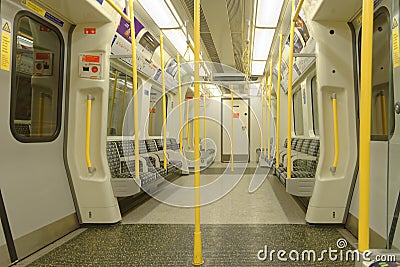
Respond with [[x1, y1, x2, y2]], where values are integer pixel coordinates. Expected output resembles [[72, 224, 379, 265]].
[[330, 93, 339, 173], [86, 95, 96, 173]]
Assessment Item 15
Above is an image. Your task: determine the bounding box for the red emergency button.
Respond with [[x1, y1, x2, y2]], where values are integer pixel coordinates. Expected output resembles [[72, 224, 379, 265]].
[[36, 63, 42, 70], [91, 66, 99, 73]]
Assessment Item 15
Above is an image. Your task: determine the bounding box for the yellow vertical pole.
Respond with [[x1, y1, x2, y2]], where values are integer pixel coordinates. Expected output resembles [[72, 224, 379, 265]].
[[286, 0, 296, 180], [128, 0, 140, 179], [259, 83, 263, 152], [160, 32, 168, 170], [193, 0, 203, 265], [203, 94, 207, 151], [38, 93, 44, 136], [108, 70, 118, 135], [231, 87, 234, 172], [149, 112, 153, 135], [178, 54, 183, 152], [380, 91, 388, 135], [119, 74, 127, 134], [263, 88, 267, 155], [359, 0, 374, 252], [186, 99, 191, 149], [267, 61, 272, 160], [276, 34, 283, 166]]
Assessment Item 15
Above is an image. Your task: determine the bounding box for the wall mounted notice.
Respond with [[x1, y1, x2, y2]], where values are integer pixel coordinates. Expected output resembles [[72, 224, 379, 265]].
[[1, 19, 11, 71]]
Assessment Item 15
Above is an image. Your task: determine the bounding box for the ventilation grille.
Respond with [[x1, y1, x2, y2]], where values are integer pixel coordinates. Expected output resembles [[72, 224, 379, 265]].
[[182, 0, 221, 65], [226, 0, 244, 73]]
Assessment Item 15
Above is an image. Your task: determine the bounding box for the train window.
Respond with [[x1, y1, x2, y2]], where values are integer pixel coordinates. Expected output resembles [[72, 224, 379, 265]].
[[311, 76, 319, 136], [293, 88, 304, 135], [148, 89, 168, 136], [107, 68, 134, 136], [10, 13, 64, 142], [358, 10, 395, 140]]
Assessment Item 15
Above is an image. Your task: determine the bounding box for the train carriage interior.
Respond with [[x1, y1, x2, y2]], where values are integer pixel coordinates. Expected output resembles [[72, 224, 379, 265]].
[[0, 0, 400, 266]]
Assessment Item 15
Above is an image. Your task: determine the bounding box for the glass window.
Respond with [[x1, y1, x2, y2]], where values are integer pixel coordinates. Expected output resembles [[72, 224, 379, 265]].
[[107, 68, 134, 136], [358, 11, 394, 140], [293, 88, 304, 135], [148, 88, 168, 136], [10, 13, 64, 142], [311, 76, 319, 136]]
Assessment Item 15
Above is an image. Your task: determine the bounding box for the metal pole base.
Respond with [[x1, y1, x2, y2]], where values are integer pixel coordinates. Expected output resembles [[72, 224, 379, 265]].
[[192, 231, 204, 266]]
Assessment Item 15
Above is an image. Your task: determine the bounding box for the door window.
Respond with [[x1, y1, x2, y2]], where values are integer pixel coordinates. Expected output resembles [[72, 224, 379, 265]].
[[10, 13, 64, 142]]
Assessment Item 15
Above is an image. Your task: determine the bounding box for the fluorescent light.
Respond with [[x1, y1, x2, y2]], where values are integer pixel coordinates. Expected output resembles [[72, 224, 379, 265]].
[[255, 0, 284, 27], [138, 0, 180, 28], [163, 29, 188, 56], [165, 0, 183, 26], [251, 61, 266, 76], [252, 28, 274, 60]]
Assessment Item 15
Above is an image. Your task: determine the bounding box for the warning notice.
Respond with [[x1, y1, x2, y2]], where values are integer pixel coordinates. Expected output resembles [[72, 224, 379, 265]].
[[1, 19, 11, 71], [393, 19, 400, 68]]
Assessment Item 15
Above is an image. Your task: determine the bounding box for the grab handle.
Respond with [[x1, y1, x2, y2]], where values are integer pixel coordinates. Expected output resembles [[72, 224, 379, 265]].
[[86, 95, 96, 173], [330, 93, 339, 173]]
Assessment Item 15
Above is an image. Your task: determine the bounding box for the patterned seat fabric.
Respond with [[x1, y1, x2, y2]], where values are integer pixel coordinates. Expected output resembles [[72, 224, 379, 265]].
[[274, 139, 320, 181], [155, 139, 163, 150], [106, 142, 121, 178], [145, 139, 158, 153]]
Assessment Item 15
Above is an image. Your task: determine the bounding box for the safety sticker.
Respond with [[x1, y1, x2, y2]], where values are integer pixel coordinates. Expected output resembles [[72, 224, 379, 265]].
[[393, 19, 400, 68], [1, 19, 11, 71], [24, 1, 64, 27]]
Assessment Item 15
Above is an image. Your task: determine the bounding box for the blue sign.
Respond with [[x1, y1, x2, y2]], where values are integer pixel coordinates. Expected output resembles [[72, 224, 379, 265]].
[[97, 0, 104, 4], [44, 12, 64, 27], [144, 90, 149, 96]]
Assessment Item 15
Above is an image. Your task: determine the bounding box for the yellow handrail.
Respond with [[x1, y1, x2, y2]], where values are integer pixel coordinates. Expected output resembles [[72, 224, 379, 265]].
[[293, 0, 305, 21], [192, 0, 203, 265], [38, 93, 44, 136], [359, 0, 374, 252], [177, 53, 183, 152], [276, 34, 283, 166], [330, 94, 339, 173], [186, 100, 191, 149], [119, 74, 127, 134], [160, 32, 167, 170], [86, 95, 96, 173], [108, 70, 118, 135], [231, 88, 234, 172], [128, 0, 140, 180], [105, 0, 129, 21], [380, 91, 387, 135], [287, 0, 304, 180], [203, 94, 207, 151], [262, 89, 266, 154], [267, 60, 272, 160]]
